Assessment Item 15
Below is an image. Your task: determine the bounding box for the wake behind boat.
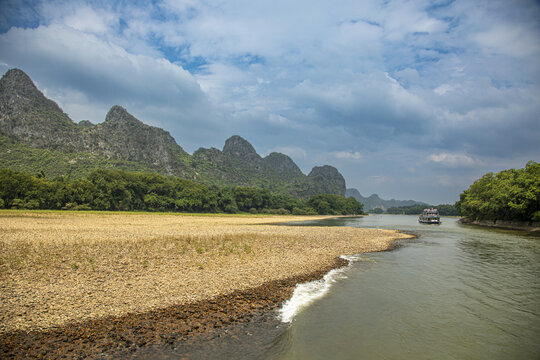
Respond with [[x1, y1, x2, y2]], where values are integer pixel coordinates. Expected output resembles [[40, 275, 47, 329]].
[[419, 208, 441, 224]]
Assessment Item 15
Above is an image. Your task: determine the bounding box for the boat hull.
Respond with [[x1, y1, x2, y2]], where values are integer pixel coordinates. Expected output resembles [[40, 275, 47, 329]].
[[419, 219, 441, 224]]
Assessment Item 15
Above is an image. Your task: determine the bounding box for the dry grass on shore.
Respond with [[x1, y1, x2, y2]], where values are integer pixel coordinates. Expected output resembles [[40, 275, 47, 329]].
[[0, 211, 411, 334]]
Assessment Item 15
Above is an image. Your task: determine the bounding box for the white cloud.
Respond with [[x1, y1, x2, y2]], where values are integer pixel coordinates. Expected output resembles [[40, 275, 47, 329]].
[[0, 25, 202, 104], [333, 151, 363, 162], [266, 113, 300, 129], [474, 24, 540, 58], [434, 84, 455, 96], [429, 153, 480, 167], [62, 6, 116, 34], [380, 0, 447, 41]]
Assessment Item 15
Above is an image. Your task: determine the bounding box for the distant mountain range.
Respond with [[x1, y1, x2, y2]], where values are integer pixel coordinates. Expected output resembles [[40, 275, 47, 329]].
[[0, 68, 345, 197], [345, 188, 426, 211]]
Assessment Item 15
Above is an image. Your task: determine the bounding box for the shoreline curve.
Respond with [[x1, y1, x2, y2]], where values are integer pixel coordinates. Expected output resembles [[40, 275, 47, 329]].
[[1, 258, 351, 359], [0, 212, 414, 358]]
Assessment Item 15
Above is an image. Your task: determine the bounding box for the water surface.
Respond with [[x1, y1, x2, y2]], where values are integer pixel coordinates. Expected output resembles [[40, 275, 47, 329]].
[[265, 215, 540, 360], [139, 215, 540, 359]]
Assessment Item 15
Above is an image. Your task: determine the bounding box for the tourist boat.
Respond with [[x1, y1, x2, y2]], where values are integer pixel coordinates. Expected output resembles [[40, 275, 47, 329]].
[[418, 208, 441, 224]]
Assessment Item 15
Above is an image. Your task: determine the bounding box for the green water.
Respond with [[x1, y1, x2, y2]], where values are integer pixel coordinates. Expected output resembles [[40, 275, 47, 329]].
[[265, 215, 540, 360]]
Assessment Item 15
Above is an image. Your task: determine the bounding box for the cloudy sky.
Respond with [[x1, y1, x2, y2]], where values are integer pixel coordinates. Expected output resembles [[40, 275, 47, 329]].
[[1, 0, 539, 204]]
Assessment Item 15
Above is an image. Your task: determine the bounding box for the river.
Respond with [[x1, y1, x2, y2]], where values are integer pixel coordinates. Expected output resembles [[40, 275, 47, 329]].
[[264, 215, 540, 360], [138, 215, 540, 360]]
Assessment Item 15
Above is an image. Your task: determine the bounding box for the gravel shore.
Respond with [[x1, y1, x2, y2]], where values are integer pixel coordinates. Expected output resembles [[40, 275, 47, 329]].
[[0, 211, 412, 358]]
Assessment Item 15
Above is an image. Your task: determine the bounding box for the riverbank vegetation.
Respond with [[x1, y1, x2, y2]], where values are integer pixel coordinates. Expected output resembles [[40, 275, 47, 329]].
[[0, 168, 363, 215], [455, 161, 539, 223], [385, 204, 459, 216]]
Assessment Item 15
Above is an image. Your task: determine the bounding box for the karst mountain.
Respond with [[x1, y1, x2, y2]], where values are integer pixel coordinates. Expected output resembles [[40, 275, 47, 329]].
[[0, 68, 345, 197]]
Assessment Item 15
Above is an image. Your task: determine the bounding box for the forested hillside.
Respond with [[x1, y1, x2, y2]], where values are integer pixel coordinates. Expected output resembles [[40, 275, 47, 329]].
[[386, 204, 459, 216], [0, 168, 363, 215]]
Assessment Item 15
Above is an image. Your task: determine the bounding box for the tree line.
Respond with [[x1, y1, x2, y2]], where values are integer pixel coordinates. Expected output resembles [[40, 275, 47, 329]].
[[385, 204, 459, 216], [0, 168, 364, 215], [455, 161, 539, 223]]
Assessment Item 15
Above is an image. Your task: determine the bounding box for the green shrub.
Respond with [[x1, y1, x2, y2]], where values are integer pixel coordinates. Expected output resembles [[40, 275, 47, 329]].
[[73, 203, 92, 211], [24, 199, 40, 209], [532, 211, 540, 224], [11, 198, 24, 209], [264, 208, 290, 215]]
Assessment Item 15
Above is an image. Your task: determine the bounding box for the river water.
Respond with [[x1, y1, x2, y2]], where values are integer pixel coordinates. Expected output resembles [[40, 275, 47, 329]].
[[263, 215, 540, 360], [138, 215, 540, 360]]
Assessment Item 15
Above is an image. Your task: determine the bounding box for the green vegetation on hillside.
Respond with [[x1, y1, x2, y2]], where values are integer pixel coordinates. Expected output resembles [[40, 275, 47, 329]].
[[0, 69, 346, 198], [386, 204, 459, 216], [0, 134, 161, 178], [0, 168, 363, 215], [455, 161, 539, 223]]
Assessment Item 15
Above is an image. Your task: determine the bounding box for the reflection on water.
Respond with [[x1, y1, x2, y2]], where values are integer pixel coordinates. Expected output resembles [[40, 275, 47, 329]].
[[266, 215, 540, 360]]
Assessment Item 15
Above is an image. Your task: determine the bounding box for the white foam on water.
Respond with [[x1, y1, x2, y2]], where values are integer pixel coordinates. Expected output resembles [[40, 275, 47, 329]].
[[278, 255, 357, 323], [340, 254, 361, 262]]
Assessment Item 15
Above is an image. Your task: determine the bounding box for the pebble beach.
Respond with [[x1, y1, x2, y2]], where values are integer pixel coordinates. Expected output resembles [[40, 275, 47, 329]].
[[0, 211, 412, 358]]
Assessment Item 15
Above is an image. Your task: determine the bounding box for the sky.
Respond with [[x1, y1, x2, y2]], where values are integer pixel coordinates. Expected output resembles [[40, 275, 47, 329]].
[[0, 0, 539, 204]]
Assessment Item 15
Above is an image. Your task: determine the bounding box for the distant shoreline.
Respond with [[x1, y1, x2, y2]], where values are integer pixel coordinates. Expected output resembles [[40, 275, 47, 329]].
[[459, 218, 540, 233], [0, 211, 412, 358]]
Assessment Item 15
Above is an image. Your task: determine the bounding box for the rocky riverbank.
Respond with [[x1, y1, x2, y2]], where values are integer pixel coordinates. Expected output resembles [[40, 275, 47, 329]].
[[0, 258, 348, 359], [0, 211, 412, 358], [459, 218, 540, 233]]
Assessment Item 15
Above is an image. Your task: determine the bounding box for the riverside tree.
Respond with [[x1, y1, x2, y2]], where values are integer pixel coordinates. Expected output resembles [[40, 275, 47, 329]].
[[455, 161, 540, 223], [0, 168, 365, 215]]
